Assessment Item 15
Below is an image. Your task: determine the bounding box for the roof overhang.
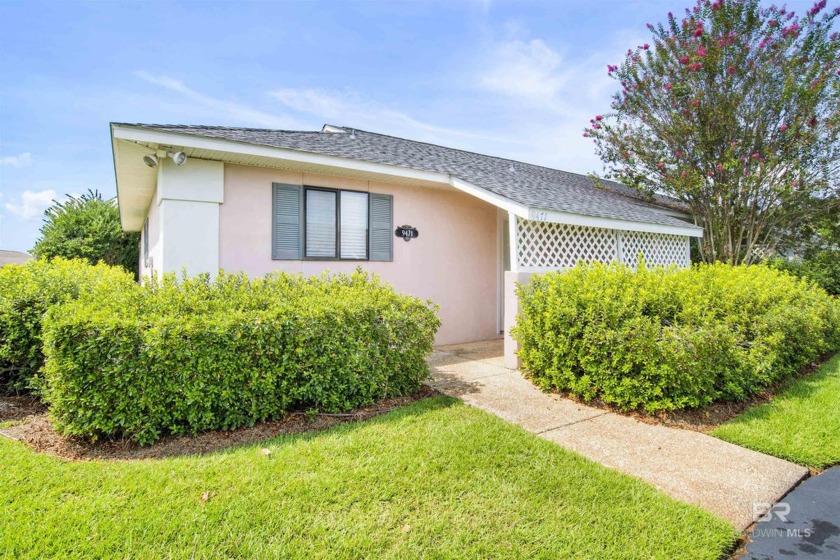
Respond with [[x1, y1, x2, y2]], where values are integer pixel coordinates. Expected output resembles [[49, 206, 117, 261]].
[[111, 124, 703, 237]]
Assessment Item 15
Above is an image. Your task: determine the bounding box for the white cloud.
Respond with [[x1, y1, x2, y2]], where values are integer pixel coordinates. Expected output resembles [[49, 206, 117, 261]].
[[136, 71, 306, 129], [4, 189, 56, 220], [0, 152, 33, 167], [471, 30, 642, 172], [269, 87, 503, 143], [479, 39, 567, 105]]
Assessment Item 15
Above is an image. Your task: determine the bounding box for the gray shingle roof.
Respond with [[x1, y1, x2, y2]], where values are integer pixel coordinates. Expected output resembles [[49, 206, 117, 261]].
[[0, 250, 33, 266], [120, 123, 696, 230]]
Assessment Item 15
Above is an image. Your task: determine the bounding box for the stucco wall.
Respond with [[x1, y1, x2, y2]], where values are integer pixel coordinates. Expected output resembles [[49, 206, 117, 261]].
[[220, 164, 500, 345], [159, 199, 219, 275]]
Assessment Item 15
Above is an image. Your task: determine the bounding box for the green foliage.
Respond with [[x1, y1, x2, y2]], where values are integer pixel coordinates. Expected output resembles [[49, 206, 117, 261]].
[[42, 270, 440, 444], [513, 262, 840, 413], [585, 0, 840, 264], [31, 190, 140, 275], [768, 249, 840, 296], [0, 258, 135, 394]]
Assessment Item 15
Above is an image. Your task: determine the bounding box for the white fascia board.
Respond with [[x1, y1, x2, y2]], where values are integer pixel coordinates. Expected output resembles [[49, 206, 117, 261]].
[[448, 177, 529, 218], [526, 207, 704, 237], [112, 125, 450, 185], [110, 125, 129, 230]]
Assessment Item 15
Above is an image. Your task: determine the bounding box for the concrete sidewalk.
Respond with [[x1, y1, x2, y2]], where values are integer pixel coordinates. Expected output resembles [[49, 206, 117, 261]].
[[427, 340, 808, 531]]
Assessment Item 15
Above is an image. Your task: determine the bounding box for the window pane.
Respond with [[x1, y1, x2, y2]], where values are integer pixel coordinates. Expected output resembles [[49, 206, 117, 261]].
[[340, 191, 368, 259], [306, 190, 336, 258]]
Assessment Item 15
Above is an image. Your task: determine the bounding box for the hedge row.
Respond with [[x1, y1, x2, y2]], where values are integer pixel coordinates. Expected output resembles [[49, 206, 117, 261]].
[[0, 258, 135, 394], [513, 262, 840, 413], [42, 270, 440, 444]]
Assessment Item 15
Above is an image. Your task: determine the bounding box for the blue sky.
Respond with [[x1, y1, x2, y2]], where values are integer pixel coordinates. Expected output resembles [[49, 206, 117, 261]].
[[0, 0, 814, 251]]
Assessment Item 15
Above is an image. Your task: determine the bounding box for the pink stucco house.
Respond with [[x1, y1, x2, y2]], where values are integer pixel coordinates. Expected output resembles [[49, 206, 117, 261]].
[[110, 123, 702, 367]]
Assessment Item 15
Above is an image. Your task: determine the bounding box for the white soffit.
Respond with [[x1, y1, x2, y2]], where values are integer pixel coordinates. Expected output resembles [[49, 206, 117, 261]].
[[112, 137, 158, 231]]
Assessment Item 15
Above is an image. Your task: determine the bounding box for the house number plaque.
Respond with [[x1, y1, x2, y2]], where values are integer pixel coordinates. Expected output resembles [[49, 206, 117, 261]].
[[395, 225, 419, 242]]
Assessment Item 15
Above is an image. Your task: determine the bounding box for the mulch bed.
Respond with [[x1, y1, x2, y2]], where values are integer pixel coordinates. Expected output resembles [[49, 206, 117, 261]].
[[0, 386, 437, 461], [544, 353, 835, 434], [0, 395, 46, 422]]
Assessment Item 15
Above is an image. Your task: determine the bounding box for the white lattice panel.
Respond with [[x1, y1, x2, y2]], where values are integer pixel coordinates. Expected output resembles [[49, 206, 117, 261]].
[[516, 220, 617, 269], [515, 218, 690, 270], [620, 231, 689, 268]]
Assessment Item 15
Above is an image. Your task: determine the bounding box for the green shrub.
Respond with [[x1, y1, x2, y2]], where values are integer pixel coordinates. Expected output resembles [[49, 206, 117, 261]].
[[513, 262, 840, 413], [0, 258, 135, 394], [767, 250, 840, 296], [32, 190, 140, 276], [42, 270, 440, 444]]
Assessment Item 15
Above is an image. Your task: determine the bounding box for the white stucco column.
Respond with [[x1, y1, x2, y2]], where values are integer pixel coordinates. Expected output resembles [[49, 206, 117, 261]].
[[504, 270, 533, 369], [504, 212, 529, 369], [156, 158, 223, 277]]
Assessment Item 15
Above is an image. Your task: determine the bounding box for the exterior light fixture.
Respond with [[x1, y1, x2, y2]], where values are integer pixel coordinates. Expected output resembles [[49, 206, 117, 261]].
[[143, 154, 159, 168], [169, 151, 188, 166]]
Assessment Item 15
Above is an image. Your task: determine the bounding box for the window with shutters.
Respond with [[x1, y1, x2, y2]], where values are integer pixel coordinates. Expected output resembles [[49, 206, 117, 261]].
[[272, 183, 392, 262], [304, 187, 367, 260]]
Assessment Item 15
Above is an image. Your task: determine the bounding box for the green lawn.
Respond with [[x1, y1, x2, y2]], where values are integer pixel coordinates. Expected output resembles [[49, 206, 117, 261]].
[[712, 353, 840, 470], [0, 397, 735, 559]]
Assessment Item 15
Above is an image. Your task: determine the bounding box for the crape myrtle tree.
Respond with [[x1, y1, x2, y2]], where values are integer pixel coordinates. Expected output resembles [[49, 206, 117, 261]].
[[584, 0, 840, 264]]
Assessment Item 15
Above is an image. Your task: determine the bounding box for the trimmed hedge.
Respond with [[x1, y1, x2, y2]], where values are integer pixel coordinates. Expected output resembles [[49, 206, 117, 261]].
[[0, 258, 135, 394], [43, 270, 440, 444], [513, 262, 840, 413]]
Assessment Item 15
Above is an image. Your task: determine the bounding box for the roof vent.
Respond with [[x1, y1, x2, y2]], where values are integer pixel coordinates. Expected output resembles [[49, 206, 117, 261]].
[[321, 125, 347, 133], [509, 163, 516, 173]]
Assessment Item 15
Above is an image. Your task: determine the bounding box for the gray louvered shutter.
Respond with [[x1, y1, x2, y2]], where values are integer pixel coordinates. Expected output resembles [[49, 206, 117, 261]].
[[369, 193, 393, 262], [272, 183, 303, 259]]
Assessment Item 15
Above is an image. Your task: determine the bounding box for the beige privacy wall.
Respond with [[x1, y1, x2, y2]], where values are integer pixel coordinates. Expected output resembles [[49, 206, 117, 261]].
[[220, 164, 500, 346]]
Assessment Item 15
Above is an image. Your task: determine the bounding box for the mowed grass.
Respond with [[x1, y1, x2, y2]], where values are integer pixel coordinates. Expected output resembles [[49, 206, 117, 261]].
[[712, 353, 840, 470], [0, 397, 736, 559]]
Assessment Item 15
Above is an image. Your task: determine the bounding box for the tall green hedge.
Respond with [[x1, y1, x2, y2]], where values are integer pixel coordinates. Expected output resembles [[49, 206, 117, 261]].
[[0, 258, 135, 394], [513, 262, 840, 413], [42, 270, 440, 444]]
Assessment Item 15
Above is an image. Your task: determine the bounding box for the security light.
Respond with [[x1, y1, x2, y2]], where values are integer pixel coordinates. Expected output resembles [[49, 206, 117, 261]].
[[143, 154, 158, 168], [169, 151, 188, 166]]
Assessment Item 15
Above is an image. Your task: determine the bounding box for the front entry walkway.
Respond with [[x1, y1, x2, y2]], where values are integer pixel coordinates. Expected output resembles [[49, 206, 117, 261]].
[[427, 340, 808, 531]]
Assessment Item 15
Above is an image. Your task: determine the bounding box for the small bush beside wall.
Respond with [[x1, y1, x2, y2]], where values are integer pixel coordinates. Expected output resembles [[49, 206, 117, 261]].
[[0, 258, 135, 394], [43, 271, 440, 444], [513, 262, 840, 413]]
